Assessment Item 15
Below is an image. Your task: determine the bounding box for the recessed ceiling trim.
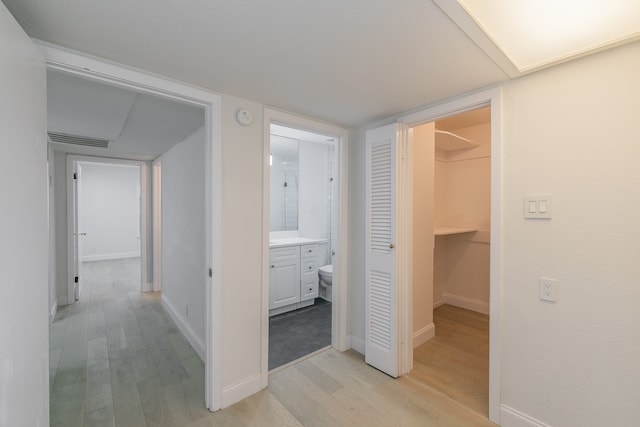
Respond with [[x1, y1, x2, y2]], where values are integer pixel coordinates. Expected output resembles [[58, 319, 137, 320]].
[[432, 0, 520, 78], [435, 0, 640, 76]]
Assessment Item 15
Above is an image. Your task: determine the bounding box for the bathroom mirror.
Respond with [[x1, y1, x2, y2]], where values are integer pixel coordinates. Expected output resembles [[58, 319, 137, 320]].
[[270, 134, 299, 231]]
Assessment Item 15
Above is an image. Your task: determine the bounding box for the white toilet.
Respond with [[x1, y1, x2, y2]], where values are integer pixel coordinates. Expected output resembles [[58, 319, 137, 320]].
[[318, 265, 333, 302]]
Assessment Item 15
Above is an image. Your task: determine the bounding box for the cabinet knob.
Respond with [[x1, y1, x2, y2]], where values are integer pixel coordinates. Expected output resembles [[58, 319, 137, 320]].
[[308, 249, 313, 253], [270, 265, 275, 268]]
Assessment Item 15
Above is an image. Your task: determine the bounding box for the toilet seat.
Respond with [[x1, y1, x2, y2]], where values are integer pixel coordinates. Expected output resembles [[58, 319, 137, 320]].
[[318, 265, 332, 275]]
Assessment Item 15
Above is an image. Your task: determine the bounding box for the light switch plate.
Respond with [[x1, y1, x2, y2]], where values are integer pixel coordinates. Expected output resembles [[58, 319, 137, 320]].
[[524, 195, 552, 219]]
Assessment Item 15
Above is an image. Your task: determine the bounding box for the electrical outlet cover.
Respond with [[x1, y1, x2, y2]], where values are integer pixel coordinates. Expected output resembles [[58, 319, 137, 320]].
[[539, 277, 558, 302]]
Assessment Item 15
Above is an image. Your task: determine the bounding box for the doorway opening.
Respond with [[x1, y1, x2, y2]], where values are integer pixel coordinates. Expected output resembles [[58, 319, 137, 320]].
[[408, 106, 491, 417], [262, 109, 350, 377], [267, 123, 337, 370], [44, 43, 223, 411], [68, 158, 144, 303], [363, 88, 502, 424]]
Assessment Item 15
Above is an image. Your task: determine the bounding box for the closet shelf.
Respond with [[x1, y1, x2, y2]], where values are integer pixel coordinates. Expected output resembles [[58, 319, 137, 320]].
[[434, 227, 478, 236], [435, 130, 480, 151]]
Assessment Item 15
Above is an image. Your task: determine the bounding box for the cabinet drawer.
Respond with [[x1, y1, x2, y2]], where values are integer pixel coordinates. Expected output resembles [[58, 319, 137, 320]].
[[270, 245, 300, 262], [301, 259, 317, 275], [300, 244, 318, 258]]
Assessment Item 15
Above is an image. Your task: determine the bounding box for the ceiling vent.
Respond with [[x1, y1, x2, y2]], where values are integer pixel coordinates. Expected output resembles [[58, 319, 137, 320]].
[[47, 131, 110, 148]]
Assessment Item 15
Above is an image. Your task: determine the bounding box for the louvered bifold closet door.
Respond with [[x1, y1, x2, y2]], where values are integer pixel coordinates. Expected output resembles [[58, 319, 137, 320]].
[[365, 123, 399, 378]]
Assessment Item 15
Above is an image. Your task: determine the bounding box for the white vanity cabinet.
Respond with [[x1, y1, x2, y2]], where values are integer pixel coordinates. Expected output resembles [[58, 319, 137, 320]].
[[269, 238, 325, 316]]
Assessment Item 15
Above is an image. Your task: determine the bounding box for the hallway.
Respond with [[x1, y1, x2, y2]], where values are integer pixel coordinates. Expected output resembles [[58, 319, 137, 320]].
[[49, 259, 496, 427], [49, 259, 206, 427]]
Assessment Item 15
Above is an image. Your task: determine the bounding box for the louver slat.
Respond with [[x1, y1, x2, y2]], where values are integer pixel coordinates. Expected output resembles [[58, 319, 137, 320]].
[[370, 142, 392, 253], [369, 270, 392, 349]]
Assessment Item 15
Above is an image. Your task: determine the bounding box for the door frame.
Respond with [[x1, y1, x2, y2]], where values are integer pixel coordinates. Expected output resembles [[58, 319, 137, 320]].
[[67, 156, 147, 301], [41, 42, 223, 411], [152, 158, 162, 292], [261, 108, 350, 384], [397, 87, 503, 424]]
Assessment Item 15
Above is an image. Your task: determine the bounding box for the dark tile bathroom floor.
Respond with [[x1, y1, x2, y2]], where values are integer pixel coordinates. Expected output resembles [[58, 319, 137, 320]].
[[269, 298, 332, 370]]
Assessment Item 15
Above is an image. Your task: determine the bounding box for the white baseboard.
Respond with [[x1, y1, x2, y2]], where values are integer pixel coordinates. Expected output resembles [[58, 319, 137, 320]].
[[221, 373, 262, 408], [433, 299, 445, 309], [49, 298, 58, 324], [350, 335, 365, 354], [412, 323, 435, 348], [141, 282, 154, 292], [161, 295, 205, 361], [81, 252, 140, 262], [500, 405, 550, 427], [442, 293, 489, 315]]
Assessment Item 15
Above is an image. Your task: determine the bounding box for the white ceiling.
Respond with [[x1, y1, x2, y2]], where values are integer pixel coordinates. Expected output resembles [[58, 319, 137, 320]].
[[4, 1, 634, 130], [47, 70, 204, 160], [3, 0, 509, 128]]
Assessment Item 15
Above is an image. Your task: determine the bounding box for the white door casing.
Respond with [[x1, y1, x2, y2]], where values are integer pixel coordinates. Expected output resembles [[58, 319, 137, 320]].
[[261, 109, 350, 385], [152, 158, 162, 292], [365, 123, 400, 378], [41, 43, 223, 411], [397, 88, 502, 423]]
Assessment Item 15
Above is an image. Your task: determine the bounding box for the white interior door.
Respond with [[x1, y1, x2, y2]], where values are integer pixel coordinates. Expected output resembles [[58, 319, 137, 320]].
[[71, 160, 83, 300], [152, 159, 162, 291], [365, 123, 400, 378]]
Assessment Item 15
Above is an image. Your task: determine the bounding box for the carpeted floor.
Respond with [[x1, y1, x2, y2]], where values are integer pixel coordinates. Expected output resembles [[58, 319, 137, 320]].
[[269, 298, 332, 370]]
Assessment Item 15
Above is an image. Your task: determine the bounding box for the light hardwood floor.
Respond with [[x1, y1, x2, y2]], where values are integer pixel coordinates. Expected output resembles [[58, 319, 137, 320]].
[[50, 260, 495, 426], [410, 304, 490, 417]]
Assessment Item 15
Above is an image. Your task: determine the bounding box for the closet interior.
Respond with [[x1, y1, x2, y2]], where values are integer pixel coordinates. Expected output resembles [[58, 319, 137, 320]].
[[410, 106, 491, 416]]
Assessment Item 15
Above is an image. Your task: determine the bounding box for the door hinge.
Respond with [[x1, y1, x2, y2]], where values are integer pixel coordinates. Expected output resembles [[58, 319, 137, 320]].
[[73, 172, 78, 180], [74, 276, 79, 283], [208, 268, 213, 278]]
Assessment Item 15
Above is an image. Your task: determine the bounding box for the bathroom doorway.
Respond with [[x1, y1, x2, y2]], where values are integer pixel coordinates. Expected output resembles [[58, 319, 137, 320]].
[[262, 109, 349, 374]]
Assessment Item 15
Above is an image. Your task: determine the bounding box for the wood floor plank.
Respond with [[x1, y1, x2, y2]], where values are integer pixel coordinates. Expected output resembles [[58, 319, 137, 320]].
[[268, 368, 343, 427], [408, 304, 490, 419], [50, 380, 86, 427], [86, 405, 116, 427], [51, 259, 499, 427], [137, 375, 177, 427], [226, 389, 302, 427], [169, 332, 199, 360], [294, 359, 343, 395], [49, 347, 62, 392]]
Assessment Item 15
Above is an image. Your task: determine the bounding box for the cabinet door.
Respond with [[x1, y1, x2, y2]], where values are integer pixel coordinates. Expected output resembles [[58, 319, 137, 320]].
[[269, 259, 300, 309]]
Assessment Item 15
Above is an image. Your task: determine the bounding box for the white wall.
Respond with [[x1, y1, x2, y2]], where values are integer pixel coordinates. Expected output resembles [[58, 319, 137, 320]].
[[299, 141, 328, 239], [411, 123, 435, 345], [351, 41, 640, 426], [161, 126, 207, 355], [79, 162, 140, 261], [219, 95, 264, 396], [434, 123, 491, 312], [0, 5, 49, 426], [498, 41, 640, 427]]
